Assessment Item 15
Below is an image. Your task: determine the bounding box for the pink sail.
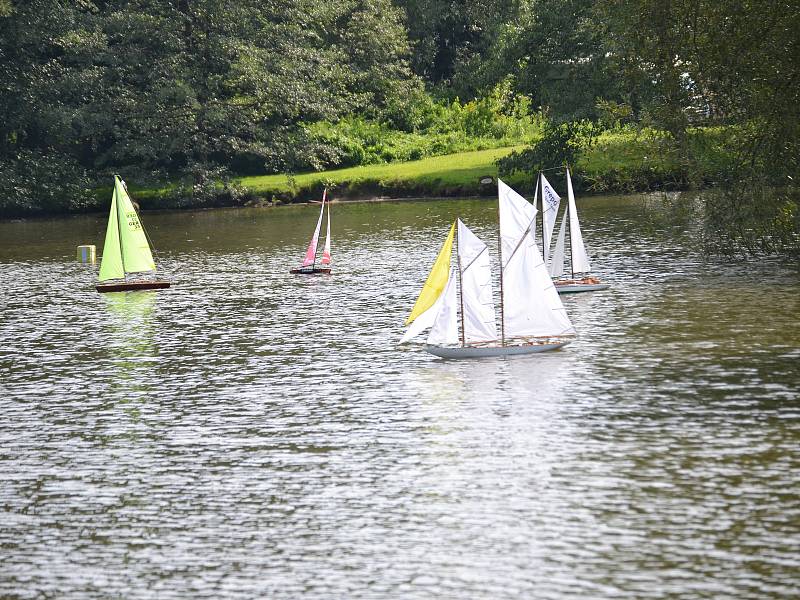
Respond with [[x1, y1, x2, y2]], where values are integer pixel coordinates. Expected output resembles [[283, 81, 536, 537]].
[[301, 189, 327, 267], [321, 194, 331, 265]]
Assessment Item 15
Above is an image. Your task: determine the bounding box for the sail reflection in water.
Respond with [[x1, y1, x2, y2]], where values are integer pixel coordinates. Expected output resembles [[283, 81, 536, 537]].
[[102, 291, 158, 396]]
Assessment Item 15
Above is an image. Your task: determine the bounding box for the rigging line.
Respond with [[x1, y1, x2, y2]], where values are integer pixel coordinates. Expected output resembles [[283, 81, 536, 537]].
[[502, 215, 537, 270], [497, 194, 505, 346], [460, 245, 487, 274], [538, 172, 545, 260], [456, 220, 466, 348]]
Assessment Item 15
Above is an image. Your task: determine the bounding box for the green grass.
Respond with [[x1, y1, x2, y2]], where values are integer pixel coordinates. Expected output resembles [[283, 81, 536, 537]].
[[235, 127, 726, 203], [131, 127, 733, 210], [237, 146, 527, 201]]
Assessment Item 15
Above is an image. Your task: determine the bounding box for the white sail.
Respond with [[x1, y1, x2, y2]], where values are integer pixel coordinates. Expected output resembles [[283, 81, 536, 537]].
[[531, 177, 540, 246], [540, 173, 561, 259], [549, 213, 567, 278], [400, 285, 445, 343], [566, 168, 591, 273], [457, 220, 497, 343], [498, 179, 575, 338], [498, 179, 536, 259], [427, 267, 459, 346]]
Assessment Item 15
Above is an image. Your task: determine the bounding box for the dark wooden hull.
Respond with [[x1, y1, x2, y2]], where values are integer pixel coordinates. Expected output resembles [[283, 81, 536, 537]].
[[96, 280, 171, 293], [289, 267, 331, 275]]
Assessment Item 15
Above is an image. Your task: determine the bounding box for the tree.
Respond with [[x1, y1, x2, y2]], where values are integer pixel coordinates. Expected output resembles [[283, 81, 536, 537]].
[[393, 0, 518, 97], [0, 0, 419, 213], [596, 0, 800, 178]]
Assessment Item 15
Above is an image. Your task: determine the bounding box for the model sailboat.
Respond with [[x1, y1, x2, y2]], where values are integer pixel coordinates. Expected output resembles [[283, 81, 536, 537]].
[[400, 180, 576, 358], [290, 189, 331, 275], [96, 176, 170, 293], [545, 167, 609, 293]]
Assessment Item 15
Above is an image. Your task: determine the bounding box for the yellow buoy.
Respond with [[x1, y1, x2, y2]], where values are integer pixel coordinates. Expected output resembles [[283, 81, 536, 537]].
[[77, 245, 96, 264]]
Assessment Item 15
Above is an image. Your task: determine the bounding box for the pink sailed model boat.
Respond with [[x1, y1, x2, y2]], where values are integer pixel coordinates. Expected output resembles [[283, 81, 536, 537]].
[[290, 189, 332, 275]]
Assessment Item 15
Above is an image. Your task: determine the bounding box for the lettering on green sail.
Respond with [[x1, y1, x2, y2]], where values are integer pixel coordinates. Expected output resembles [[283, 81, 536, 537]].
[[126, 211, 142, 231]]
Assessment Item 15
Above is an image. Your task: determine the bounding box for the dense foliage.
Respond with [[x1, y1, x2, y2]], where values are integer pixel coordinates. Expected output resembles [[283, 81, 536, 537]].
[[304, 82, 539, 168], [0, 0, 798, 255], [0, 0, 417, 213]]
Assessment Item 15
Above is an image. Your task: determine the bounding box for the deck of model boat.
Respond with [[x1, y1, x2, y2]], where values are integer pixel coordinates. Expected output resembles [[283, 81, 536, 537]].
[[289, 267, 331, 275]]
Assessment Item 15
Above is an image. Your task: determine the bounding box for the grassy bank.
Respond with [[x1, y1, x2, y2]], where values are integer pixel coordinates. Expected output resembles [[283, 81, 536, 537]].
[[223, 127, 734, 205], [78, 127, 740, 212], [237, 146, 529, 204]]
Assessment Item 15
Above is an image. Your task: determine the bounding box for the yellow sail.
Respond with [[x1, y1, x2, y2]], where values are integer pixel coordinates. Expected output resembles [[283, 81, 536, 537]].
[[405, 221, 455, 325], [97, 184, 124, 281], [116, 177, 156, 274], [98, 176, 156, 281]]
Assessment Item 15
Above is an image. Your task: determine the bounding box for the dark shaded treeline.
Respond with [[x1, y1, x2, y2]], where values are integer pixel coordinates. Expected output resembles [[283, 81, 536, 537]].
[[0, 0, 417, 213], [0, 0, 798, 238]]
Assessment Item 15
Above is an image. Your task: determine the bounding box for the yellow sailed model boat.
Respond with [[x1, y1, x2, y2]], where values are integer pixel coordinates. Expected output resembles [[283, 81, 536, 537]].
[[95, 176, 170, 293], [399, 180, 576, 359]]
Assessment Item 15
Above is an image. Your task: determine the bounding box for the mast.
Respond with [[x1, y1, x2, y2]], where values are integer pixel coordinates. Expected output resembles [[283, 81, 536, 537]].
[[567, 165, 575, 279], [497, 201, 505, 346], [538, 172, 545, 258], [115, 178, 126, 277], [456, 219, 465, 347], [313, 188, 327, 269]]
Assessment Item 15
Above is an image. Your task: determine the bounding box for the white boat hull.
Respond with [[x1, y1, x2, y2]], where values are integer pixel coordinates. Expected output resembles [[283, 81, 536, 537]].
[[424, 340, 571, 359], [556, 282, 609, 294]]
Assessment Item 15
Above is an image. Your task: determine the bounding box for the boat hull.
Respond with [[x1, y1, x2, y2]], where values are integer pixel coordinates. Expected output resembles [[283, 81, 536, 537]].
[[424, 340, 570, 359], [96, 280, 171, 293], [289, 267, 331, 275], [555, 278, 609, 294]]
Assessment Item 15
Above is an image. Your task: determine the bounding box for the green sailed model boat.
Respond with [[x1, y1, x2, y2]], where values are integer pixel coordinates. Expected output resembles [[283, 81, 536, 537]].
[[95, 176, 171, 293]]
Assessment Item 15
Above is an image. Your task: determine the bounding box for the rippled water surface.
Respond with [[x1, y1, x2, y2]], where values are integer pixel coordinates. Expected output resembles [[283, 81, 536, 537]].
[[1, 196, 799, 599]]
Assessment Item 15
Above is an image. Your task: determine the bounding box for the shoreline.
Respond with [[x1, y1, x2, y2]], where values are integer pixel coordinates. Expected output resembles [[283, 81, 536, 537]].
[[0, 188, 669, 223], [0, 192, 499, 221], [1, 133, 731, 218]]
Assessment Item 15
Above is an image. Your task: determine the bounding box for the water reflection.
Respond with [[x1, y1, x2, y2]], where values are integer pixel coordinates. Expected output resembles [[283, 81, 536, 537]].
[[101, 290, 157, 400], [0, 196, 798, 599]]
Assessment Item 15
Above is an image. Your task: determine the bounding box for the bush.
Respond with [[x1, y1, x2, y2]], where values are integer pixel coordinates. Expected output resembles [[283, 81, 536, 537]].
[[158, 164, 251, 209], [702, 184, 800, 257], [302, 82, 541, 171], [497, 119, 599, 177], [0, 150, 93, 216]]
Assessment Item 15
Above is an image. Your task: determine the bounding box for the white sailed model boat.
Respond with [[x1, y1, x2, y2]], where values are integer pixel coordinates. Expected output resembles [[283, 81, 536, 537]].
[[290, 189, 332, 275], [400, 180, 576, 359], [544, 167, 609, 293]]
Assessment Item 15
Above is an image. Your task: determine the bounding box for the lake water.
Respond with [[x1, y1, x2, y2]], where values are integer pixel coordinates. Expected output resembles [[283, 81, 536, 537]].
[[1, 195, 798, 599]]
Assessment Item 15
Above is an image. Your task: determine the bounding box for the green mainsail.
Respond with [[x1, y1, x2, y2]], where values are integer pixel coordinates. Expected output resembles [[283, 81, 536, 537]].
[[98, 176, 156, 281]]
